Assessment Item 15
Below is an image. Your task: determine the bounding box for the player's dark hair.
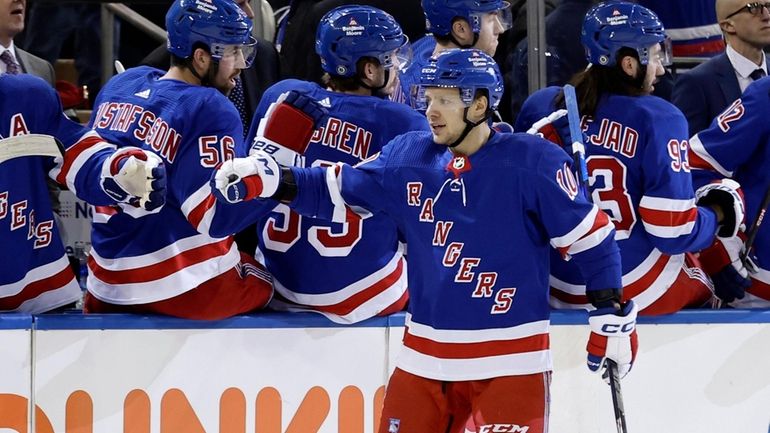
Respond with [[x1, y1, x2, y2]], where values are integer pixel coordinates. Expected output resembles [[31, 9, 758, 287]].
[[169, 42, 209, 69], [554, 47, 646, 118], [322, 56, 380, 92], [433, 33, 454, 46]]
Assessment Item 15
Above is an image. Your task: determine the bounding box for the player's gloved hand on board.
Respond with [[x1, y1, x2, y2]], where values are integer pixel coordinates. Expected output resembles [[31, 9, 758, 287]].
[[248, 90, 328, 167], [586, 290, 638, 382], [698, 230, 756, 303], [210, 150, 281, 204], [100, 147, 166, 211], [695, 179, 746, 238]]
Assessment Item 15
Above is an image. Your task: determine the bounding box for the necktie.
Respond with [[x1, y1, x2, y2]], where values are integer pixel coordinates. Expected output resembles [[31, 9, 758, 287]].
[[229, 77, 249, 138], [750, 68, 766, 81], [0, 51, 20, 75]]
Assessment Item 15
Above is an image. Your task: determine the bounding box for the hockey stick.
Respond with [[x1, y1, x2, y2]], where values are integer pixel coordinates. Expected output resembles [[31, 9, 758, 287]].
[[0, 134, 64, 165], [564, 85, 629, 433], [740, 184, 770, 271]]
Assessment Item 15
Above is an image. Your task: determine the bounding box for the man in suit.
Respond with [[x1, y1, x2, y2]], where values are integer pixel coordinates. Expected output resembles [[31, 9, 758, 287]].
[[672, 0, 770, 136], [0, 0, 53, 83]]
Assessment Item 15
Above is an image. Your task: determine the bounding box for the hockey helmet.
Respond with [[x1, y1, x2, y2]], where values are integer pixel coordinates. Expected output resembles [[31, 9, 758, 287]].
[[582, 1, 671, 67], [316, 5, 410, 77], [422, 0, 512, 37], [414, 48, 503, 111], [166, 0, 257, 67]]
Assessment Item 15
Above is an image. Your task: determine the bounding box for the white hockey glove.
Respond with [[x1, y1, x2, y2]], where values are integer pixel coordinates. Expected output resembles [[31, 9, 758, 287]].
[[248, 90, 327, 167], [695, 179, 745, 238], [210, 150, 281, 204], [100, 147, 166, 211], [587, 300, 638, 381]]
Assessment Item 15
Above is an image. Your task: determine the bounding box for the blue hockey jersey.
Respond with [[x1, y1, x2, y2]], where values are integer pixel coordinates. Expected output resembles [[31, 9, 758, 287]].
[[690, 77, 770, 307], [516, 86, 719, 310], [290, 131, 620, 380], [244, 79, 429, 323], [0, 74, 120, 312], [87, 66, 274, 305]]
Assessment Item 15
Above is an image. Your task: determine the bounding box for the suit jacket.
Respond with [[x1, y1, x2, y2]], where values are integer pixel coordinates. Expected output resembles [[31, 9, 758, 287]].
[[671, 53, 767, 136], [15, 47, 55, 86], [139, 38, 280, 129]]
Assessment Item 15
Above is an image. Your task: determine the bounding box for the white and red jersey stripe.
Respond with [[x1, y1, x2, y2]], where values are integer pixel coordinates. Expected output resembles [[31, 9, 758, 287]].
[[551, 206, 614, 258], [396, 313, 552, 381], [0, 254, 81, 313], [638, 196, 699, 239]]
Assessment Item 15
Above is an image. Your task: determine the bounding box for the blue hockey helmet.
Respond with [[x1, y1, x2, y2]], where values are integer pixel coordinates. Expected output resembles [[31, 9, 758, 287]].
[[316, 5, 410, 77], [415, 48, 503, 111], [166, 0, 257, 66], [581, 1, 670, 67], [422, 0, 512, 37]]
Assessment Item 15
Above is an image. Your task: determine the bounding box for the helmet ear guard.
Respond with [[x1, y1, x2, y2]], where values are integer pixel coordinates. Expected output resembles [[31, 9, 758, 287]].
[[581, 1, 669, 67]]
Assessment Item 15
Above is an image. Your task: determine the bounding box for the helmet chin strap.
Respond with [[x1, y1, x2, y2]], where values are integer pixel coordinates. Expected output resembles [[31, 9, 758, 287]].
[[447, 107, 490, 148]]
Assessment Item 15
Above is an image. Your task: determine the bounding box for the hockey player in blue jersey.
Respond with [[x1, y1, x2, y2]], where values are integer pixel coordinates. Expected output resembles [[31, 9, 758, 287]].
[[515, 1, 746, 315], [689, 76, 770, 308], [212, 49, 633, 433], [239, 5, 428, 323], [0, 74, 166, 313], [391, 0, 512, 107], [81, 0, 324, 320]]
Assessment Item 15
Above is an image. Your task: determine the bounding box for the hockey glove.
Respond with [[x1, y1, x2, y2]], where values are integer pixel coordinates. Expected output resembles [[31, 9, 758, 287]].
[[526, 109, 568, 146], [491, 121, 514, 134], [698, 232, 756, 303], [210, 150, 281, 204], [249, 90, 327, 167], [100, 147, 166, 211], [587, 300, 638, 381], [695, 179, 746, 238]]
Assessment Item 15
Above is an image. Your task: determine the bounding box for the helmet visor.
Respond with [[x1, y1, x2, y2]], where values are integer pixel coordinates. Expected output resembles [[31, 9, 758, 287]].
[[381, 40, 413, 72], [211, 36, 258, 69], [471, 1, 513, 32], [412, 85, 472, 111]]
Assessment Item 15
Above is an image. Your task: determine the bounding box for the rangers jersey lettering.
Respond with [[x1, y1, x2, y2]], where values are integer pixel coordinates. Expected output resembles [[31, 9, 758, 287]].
[[244, 79, 429, 323], [516, 86, 720, 310], [87, 66, 274, 304], [289, 131, 621, 380]]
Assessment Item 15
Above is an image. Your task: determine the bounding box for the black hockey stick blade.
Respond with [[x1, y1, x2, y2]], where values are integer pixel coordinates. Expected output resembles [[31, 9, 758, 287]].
[[0, 134, 64, 164], [606, 359, 628, 433]]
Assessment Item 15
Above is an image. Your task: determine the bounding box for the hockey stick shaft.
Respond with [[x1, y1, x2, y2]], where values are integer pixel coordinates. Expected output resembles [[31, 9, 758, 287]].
[[0, 134, 64, 164], [741, 184, 770, 263], [564, 85, 629, 433]]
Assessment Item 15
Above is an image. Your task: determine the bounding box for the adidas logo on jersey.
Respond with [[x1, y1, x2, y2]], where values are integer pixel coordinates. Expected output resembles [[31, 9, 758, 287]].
[[134, 89, 151, 99], [318, 97, 331, 108]]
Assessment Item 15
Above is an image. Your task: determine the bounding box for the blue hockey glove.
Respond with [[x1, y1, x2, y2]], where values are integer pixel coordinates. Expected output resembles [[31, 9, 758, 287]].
[[100, 147, 166, 211], [587, 300, 638, 381], [210, 151, 281, 204], [698, 234, 756, 303], [695, 179, 746, 238], [249, 90, 327, 167]]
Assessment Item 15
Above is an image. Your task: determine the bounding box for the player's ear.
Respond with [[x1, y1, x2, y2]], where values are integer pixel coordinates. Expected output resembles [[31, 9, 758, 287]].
[[470, 94, 489, 121], [451, 18, 473, 45], [619, 55, 638, 78], [192, 47, 211, 70]]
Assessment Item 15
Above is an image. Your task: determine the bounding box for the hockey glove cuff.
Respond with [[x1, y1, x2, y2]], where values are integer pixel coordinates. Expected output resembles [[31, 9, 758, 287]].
[[100, 147, 166, 211], [698, 233, 755, 303], [210, 151, 281, 204], [249, 90, 327, 167], [587, 300, 638, 381], [695, 179, 745, 238]]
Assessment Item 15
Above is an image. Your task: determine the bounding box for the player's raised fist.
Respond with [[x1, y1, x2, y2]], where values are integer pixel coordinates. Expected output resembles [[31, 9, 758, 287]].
[[100, 147, 167, 211], [210, 151, 281, 203], [250, 90, 328, 167]]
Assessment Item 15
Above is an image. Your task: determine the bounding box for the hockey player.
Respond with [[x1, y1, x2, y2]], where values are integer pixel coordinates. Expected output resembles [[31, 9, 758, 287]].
[[688, 76, 770, 308], [515, 1, 746, 315], [391, 0, 512, 107], [212, 49, 633, 433], [82, 0, 324, 320], [240, 5, 428, 323], [0, 73, 165, 313]]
